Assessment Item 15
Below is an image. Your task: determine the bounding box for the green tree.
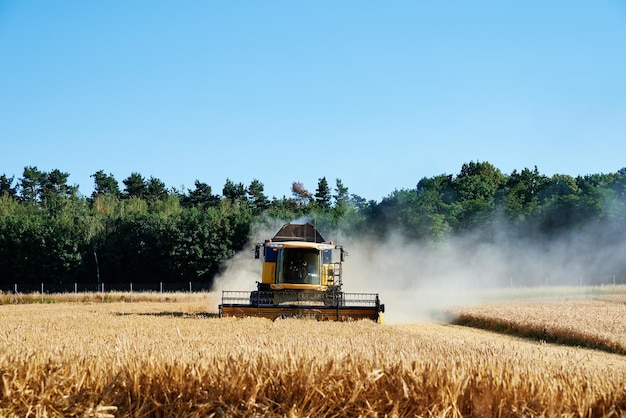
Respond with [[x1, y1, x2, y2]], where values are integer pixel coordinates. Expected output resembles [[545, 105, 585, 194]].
[[0, 194, 91, 290], [265, 196, 298, 219], [43, 169, 71, 197], [453, 161, 505, 230], [572, 173, 621, 223], [91, 170, 121, 198], [92, 193, 121, 217], [222, 179, 246, 203], [123, 172, 147, 198], [314, 177, 332, 209], [359, 189, 413, 238], [0, 174, 16, 198], [120, 196, 148, 218], [0, 191, 22, 217], [415, 174, 458, 238], [503, 166, 547, 222], [41, 169, 75, 212], [169, 202, 250, 284], [349, 193, 368, 210], [146, 176, 168, 201], [541, 174, 580, 198], [19, 166, 46, 202], [537, 174, 581, 233], [0, 212, 47, 287], [613, 168, 626, 199], [247, 179, 269, 215], [169, 208, 216, 281], [182, 180, 220, 208], [40, 196, 90, 288], [608, 169, 626, 220], [329, 178, 351, 221], [102, 212, 173, 286], [333, 179, 349, 208], [220, 199, 253, 251]]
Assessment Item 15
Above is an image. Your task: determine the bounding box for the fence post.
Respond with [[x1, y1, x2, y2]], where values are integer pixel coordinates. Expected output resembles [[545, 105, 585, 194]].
[[41, 283, 44, 303], [101, 283, 105, 303], [130, 283, 133, 303], [13, 284, 17, 304], [189, 281, 192, 302], [160, 282, 163, 302]]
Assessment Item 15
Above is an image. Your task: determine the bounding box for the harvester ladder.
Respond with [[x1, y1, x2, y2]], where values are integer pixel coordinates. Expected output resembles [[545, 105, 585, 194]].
[[327, 262, 343, 287]]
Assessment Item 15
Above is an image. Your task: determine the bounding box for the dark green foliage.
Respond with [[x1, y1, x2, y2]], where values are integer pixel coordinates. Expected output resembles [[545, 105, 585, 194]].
[[91, 170, 121, 198], [2, 163, 626, 291], [453, 161, 505, 231], [222, 179, 246, 203], [415, 174, 458, 237], [314, 177, 332, 209], [19, 166, 46, 202], [146, 176, 169, 201], [182, 180, 220, 208], [123, 172, 147, 198], [100, 212, 173, 286], [247, 179, 269, 215], [503, 167, 546, 222], [331, 178, 350, 217], [0, 197, 90, 291], [0, 175, 17, 198]]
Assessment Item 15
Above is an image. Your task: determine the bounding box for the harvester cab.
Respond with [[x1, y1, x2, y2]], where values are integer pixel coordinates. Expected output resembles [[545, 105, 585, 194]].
[[219, 223, 384, 322]]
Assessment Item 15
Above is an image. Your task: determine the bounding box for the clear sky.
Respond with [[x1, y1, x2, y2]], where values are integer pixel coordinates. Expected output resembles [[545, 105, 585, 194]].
[[1, 1, 625, 202]]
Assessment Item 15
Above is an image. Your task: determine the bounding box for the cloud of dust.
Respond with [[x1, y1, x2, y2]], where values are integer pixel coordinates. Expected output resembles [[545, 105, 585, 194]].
[[342, 233, 483, 324], [209, 218, 288, 311], [342, 217, 626, 323], [211, 216, 626, 323]]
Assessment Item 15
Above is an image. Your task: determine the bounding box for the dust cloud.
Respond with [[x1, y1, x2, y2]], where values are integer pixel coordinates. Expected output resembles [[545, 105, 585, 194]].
[[209, 218, 288, 312], [342, 218, 626, 323], [212, 217, 626, 324]]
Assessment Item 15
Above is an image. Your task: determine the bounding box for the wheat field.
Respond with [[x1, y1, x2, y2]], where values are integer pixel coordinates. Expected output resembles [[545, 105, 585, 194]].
[[453, 295, 626, 355], [1, 299, 626, 417]]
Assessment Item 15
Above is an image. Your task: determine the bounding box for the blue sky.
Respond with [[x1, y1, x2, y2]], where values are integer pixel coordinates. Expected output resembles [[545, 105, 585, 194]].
[[1, 1, 625, 202]]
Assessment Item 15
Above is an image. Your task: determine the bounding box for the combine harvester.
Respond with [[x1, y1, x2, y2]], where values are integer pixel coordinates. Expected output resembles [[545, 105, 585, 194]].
[[219, 223, 384, 322]]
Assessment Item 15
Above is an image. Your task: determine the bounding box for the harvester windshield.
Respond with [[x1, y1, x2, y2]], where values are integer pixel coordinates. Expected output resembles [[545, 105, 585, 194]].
[[278, 248, 319, 285]]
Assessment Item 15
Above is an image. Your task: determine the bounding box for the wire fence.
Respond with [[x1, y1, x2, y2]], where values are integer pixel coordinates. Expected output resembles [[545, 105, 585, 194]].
[[1, 281, 215, 304], [2, 274, 624, 305]]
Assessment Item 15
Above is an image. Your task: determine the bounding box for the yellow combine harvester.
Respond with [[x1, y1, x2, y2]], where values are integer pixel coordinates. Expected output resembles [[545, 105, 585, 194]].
[[219, 223, 385, 322]]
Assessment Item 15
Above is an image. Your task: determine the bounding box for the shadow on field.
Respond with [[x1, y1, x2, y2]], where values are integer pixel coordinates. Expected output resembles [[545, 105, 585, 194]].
[[114, 311, 219, 319], [451, 314, 626, 356]]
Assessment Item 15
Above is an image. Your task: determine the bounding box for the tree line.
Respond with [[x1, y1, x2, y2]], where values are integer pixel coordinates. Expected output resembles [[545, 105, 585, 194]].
[[1, 162, 626, 292]]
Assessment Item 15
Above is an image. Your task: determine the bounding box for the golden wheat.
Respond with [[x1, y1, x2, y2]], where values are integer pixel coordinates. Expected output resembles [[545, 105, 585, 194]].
[[0, 290, 215, 305], [1, 301, 626, 417], [454, 297, 626, 354]]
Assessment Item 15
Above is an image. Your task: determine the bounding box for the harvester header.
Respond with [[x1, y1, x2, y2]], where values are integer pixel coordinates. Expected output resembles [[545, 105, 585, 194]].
[[219, 223, 384, 322]]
